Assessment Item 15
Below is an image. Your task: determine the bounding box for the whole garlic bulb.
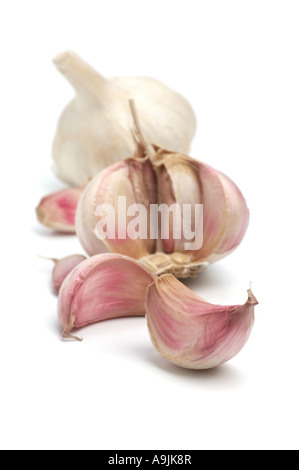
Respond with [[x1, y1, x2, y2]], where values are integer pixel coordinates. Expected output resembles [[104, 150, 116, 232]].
[[52, 51, 197, 187]]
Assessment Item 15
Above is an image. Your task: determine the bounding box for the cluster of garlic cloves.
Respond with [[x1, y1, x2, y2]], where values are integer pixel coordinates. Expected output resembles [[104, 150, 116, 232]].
[[146, 275, 258, 370], [55, 253, 258, 369], [76, 102, 250, 278], [37, 53, 258, 372], [53, 51, 197, 187]]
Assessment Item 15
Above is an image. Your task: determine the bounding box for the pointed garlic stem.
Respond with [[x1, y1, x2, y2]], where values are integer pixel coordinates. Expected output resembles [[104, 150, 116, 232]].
[[129, 99, 156, 161], [53, 51, 108, 99]]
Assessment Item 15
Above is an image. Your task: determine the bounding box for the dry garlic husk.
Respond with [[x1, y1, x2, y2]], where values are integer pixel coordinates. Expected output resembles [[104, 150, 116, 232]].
[[58, 253, 155, 340], [146, 275, 258, 370], [76, 104, 249, 278], [52, 51, 197, 187], [36, 187, 84, 232]]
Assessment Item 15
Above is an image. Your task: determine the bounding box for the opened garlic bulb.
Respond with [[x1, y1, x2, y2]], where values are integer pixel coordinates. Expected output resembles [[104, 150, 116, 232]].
[[52, 51, 197, 186], [146, 275, 258, 370], [58, 253, 155, 340], [76, 102, 249, 278]]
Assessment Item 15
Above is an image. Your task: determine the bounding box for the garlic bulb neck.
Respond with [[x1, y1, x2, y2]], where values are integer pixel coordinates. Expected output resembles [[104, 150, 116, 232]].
[[53, 51, 111, 102]]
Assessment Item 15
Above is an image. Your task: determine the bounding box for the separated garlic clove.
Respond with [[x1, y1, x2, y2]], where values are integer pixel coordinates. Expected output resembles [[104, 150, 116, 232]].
[[76, 158, 157, 259], [145, 275, 258, 370], [51, 255, 87, 293], [36, 187, 84, 232], [58, 253, 156, 340], [53, 51, 196, 186]]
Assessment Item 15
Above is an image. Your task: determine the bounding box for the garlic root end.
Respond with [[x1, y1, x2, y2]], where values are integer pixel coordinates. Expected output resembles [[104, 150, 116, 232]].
[[62, 330, 83, 342]]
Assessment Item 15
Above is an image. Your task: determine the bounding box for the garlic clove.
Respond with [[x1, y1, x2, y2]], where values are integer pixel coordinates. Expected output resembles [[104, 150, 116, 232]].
[[155, 154, 202, 254], [154, 150, 250, 266], [36, 187, 84, 232], [51, 255, 87, 293], [76, 159, 157, 259], [58, 253, 156, 340], [145, 275, 258, 370], [196, 163, 250, 262], [52, 51, 196, 187]]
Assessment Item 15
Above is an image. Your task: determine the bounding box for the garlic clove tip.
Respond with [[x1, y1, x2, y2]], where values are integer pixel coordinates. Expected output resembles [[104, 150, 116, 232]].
[[247, 285, 259, 306]]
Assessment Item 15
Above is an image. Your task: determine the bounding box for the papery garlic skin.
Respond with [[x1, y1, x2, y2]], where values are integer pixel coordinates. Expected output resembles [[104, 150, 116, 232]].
[[52, 255, 87, 293], [76, 158, 157, 259], [53, 51, 197, 187], [146, 275, 258, 370], [58, 253, 155, 339], [36, 187, 84, 232]]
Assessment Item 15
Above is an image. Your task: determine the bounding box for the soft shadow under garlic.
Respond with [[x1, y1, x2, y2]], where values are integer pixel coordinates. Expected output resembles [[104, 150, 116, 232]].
[[127, 344, 246, 388], [182, 262, 238, 291]]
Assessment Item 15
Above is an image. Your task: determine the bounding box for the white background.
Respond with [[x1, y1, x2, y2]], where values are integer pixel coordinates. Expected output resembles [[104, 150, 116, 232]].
[[0, 0, 298, 451]]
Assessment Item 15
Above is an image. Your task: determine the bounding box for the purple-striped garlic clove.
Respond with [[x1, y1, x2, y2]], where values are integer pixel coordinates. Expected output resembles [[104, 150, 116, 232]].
[[154, 151, 250, 264], [58, 253, 156, 340], [36, 187, 84, 232], [145, 275, 258, 370], [51, 255, 87, 293], [76, 158, 157, 259]]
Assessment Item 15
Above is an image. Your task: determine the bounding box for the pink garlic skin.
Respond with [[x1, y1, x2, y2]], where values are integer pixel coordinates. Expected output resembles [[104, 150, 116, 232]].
[[145, 275, 258, 370], [58, 253, 155, 336], [52, 255, 87, 293], [76, 159, 157, 258], [36, 187, 84, 232]]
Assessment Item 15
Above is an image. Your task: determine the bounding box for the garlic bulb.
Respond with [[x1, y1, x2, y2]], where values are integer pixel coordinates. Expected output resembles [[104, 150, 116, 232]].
[[52, 51, 197, 186], [58, 253, 155, 340], [36, 187, 84, 233], [146, 275, 258, 370], [76, 102, 249, 278]]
